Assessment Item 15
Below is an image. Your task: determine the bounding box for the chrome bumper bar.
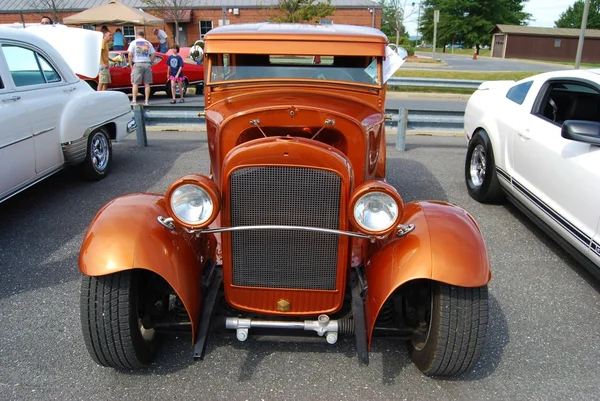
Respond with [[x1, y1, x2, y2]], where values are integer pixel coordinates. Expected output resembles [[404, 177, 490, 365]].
[[157, 217, 415, 242]]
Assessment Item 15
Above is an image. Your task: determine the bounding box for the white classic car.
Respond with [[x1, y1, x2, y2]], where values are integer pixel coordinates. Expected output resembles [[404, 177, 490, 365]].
[[464, 70, 600, 278], [0, 26, 136, 203]]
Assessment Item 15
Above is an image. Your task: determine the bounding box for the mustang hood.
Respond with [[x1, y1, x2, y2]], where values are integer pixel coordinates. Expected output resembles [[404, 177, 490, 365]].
[[26, 25, 102, 79]]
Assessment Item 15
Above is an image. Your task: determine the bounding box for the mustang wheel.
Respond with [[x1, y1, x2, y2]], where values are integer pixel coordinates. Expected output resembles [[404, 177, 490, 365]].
[[465, 131, 503, 203], [409, 282, 489, 377], [81, 127, 112, 181], [80, 270, 162, 369]]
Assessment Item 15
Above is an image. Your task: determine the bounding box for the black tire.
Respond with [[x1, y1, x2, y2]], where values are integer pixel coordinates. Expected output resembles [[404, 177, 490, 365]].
[[409, 283, 489, 377], [165, 79, 188, 98], [195, 84, 204, 95], [465, 130, 503, 203], [81, 127, 112, 181], [80, 270, 162, 369]]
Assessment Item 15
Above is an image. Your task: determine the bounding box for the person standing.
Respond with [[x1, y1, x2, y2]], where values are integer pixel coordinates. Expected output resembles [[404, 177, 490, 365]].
[[98, 30, 117, 91], [113, 28, 125, 50], [153, 28, 168, 53], [167, 44, 185, 104], [127, 30, 156, 106]]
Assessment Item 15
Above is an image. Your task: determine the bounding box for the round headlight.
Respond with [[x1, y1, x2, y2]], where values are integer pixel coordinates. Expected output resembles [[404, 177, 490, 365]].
[[353, 192, 399, 232], [170, 184, 214, 225]]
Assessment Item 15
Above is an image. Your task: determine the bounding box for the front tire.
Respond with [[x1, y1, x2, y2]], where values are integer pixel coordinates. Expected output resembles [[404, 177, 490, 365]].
[[409, 282, 489, 377], [465, 131, 503, 203], [81, 127, 111, 181], [80, 270, 162, 369]]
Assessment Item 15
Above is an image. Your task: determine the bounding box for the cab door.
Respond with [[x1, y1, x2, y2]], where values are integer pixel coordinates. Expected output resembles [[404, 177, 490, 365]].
[[2, 44, 70, 175], [0, 45, 35, 201], [512, 79, 600, 256]]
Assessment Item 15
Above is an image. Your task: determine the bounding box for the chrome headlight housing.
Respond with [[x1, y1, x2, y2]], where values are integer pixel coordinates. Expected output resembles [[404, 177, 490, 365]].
[[171, 184, 213, 225], [166, 175, 220, 229], [349, 181, 404, 235]]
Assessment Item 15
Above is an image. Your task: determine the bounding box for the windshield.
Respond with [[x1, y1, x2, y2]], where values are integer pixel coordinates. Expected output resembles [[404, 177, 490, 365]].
[[208, 54, 380, 86]]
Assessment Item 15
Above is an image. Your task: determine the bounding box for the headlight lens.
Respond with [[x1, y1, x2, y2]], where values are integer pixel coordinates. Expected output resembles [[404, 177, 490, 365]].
[[353, 192, 399, 232], [170, 184, 213, 225]]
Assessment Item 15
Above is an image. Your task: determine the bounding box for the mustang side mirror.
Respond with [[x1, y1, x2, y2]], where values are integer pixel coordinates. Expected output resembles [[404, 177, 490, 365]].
[[561, 120, 600, 146]]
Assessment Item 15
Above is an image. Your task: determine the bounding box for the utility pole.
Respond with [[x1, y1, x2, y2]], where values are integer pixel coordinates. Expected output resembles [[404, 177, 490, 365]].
[[222, 6, 227, 26], [369, 8, 375, 28], [416, 2, 421, 47], [575, 0, 590, 69], [432, 9, 439, 60]]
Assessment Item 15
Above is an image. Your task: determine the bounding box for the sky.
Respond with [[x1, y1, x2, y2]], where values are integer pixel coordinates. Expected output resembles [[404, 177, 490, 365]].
[[403, 0, 575, 36]]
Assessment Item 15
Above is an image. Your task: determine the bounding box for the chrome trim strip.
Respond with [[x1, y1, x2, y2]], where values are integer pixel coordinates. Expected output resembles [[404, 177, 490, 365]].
[[32, 127, 56, 137], [61, 136, 88, 165], [0, 135, 32, 150]]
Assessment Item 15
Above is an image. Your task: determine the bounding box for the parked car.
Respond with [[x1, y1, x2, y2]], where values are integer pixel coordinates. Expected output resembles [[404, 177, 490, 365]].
[[79, 23, 492, 376], [464, 70, 600, 278], [80, 50, 205, 97], [0, 26, 136, 203]]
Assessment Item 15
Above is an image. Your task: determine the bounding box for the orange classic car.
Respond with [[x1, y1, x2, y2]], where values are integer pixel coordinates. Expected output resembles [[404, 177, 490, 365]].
[[78, 23, 492, 376]]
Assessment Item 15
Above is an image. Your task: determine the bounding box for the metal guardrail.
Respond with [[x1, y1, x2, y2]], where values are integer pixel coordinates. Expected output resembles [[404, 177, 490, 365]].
[[386, 77, 483, 89], [143, 105, 465, 132]]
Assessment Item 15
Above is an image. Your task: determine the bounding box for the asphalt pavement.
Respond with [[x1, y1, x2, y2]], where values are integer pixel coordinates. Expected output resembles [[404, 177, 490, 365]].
[[0, 133, 598, 400]]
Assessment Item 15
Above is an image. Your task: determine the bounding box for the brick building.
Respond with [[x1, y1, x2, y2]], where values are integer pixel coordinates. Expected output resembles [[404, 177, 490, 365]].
[[0, 0, 382, 47]]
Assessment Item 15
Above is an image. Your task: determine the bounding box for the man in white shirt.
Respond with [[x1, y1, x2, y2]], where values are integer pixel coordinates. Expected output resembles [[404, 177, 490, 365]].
[[153, 28, 168, 53], [127, 30, 156, 106]]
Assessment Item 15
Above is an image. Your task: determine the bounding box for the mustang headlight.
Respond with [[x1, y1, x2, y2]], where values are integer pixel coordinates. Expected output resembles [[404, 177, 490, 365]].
[[166, 174, 220, 229], [349, 181, 404, 235]]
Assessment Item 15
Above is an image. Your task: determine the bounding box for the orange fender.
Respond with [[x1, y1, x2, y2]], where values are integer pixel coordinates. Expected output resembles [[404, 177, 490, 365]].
[[79, 193, 217, 342], [364, 201, 491, 344]]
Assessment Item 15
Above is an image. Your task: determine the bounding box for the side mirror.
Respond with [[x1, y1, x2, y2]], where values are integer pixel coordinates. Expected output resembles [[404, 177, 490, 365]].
[[561, 120, 600, 146]]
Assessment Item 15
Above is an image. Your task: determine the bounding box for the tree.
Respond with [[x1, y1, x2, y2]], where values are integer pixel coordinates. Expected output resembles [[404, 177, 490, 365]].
[[27, 0, 64, 24], [273, 0, 335, 23], [419, 0, 531, 53], [555, 0, 600, 29], [142, 0, 191, 45], [380, 0, 417, 46]]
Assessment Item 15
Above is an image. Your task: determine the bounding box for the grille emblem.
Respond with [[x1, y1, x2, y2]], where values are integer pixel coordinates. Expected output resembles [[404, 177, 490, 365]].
[[277, 299, 291, 312]]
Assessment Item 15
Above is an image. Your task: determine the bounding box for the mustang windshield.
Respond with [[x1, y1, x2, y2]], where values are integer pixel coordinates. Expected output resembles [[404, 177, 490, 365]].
[[209, 54, 380, 85]]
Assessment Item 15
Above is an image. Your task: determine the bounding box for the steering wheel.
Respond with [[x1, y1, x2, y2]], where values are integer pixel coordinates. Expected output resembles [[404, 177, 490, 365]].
[[310, 69, 355, 82]]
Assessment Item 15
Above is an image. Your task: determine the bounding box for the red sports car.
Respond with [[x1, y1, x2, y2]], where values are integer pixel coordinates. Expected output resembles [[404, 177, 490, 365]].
[[80, 51, 204, 96]]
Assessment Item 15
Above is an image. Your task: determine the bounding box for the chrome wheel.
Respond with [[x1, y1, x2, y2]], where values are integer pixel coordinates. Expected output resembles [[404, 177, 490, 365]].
[[90, 132, 110, 172], [469, 144, 486, 188]]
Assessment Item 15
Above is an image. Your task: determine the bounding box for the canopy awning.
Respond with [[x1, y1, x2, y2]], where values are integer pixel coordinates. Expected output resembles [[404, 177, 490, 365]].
[[62, 0, 164, 27]]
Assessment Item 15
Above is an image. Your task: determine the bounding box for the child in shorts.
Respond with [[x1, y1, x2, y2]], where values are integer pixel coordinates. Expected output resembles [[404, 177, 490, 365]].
[[167, 44, 185, 103]]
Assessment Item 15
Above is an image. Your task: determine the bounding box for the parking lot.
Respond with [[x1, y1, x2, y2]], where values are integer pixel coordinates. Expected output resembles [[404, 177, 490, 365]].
[[0, 132, 598, 400]]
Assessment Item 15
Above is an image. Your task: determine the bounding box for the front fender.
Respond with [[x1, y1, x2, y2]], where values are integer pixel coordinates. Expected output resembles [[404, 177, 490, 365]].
[[365, 201, 491, 344], [79, 193, 217, 341]]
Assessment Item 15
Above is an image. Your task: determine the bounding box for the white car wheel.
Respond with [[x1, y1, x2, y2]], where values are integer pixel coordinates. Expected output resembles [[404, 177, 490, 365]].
[[465, 131, 503, 203]]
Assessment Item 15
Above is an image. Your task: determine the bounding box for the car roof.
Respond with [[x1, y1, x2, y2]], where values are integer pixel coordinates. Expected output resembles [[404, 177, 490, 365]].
[[206, 23, 388, 41], [528, 68, 600, 82], [204, 23, 388, 56]]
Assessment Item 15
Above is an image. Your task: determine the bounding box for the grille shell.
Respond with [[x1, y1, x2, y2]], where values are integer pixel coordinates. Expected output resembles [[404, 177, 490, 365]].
[[230, 166, 341, 290]]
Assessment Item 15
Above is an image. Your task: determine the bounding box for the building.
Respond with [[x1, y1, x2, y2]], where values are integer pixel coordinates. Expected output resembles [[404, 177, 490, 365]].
[[0, 0, 381, 47], [491, 24, 600, 63]]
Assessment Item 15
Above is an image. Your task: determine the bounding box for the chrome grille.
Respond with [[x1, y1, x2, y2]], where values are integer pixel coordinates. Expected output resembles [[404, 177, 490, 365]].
[[230, 166, 341, 290]]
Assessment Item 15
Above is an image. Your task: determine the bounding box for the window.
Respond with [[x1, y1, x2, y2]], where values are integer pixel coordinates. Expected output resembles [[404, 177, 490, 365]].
[[123, 26, 136, 45], [82, 25, 95, 30], [200, 20, 213, 37], [2, 45, 60, 87], [554, 39, 561, 48], [536, 81, 600, 125], [506, 81, 533, 105], [319, 19, 333, 25]]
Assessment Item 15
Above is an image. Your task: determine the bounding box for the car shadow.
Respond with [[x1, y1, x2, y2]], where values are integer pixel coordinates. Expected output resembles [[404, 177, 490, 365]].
[[0, 135, 208, 301], [503, 202, 600, 291], [143, 291, 508, 380]]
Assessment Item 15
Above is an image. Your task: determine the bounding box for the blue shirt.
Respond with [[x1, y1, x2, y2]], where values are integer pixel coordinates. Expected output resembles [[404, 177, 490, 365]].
[[113, 31, 124, 47], [167, 55, 184, 74]]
